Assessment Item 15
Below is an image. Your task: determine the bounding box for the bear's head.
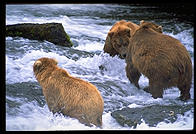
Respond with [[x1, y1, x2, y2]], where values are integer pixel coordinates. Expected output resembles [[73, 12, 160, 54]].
[[33, 57, 58, 76], [140, 20, 163, 33], [108, 25, 131, 58]]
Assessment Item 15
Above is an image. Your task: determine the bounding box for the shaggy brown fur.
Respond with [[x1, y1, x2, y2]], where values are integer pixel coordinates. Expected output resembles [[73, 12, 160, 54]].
[[33, 57, 104, 127], [103, 20, 139, 58], [125, 20, 192, 101]]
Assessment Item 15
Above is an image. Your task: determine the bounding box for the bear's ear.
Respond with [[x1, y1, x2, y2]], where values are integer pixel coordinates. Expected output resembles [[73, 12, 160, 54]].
[[33, 60, 42, 73], [158, 26, 163, 33], [34, 60, 42, 67], [108, 31, 114, 38], [140, 20, 145, 25], [119, 20, 126, 24]]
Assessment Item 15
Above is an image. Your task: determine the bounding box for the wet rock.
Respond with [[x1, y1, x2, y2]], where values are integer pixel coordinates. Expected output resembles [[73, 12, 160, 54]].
[[111, 104, 193, 128], [6, 23, 73, 47]]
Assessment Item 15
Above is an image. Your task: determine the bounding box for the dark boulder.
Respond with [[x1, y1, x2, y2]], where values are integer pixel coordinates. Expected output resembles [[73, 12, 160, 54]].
[[6, 23, 73, 47], [111, 104, 193, 128]]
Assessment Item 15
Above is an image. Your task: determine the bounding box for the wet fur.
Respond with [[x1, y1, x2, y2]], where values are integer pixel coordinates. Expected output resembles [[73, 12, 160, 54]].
[[125, 21, 192, 100], [33, 57, 104, 127]]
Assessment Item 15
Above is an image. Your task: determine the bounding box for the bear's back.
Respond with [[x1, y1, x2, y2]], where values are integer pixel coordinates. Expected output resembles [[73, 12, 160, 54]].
[[131, 27, 190, 58]]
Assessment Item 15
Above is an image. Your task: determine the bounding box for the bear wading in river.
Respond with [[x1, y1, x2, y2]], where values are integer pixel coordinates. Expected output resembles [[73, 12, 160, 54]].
[[103, 20, 139, 58], [33, 57, 104, 127], [125, 20, 192, 101]]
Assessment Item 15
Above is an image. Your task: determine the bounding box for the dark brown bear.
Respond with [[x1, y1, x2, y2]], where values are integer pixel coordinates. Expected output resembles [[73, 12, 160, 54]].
[[33, 57, 104, 127], [103, 20, 139, 58], [125, 20, 192, 101]]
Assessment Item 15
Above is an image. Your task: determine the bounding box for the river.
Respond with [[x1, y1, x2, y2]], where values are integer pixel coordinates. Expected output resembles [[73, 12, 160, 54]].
[[6, 4, 194, 130]]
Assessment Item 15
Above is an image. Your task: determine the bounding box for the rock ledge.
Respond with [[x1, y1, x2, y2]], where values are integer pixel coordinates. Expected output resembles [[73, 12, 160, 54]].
[[111, 104, 193, 128], [6, 23, 73, 47]]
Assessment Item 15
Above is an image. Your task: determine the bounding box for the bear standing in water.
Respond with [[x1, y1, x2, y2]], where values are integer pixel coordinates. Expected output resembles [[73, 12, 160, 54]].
[[125, 20, 192, 101], [33, 57, 104, 127]]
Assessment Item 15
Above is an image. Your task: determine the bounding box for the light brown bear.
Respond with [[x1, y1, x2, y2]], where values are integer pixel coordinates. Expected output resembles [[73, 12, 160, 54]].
[[103, 20, 139, 58], [33, 57, 104, 127], [125, 20, 192, 101]]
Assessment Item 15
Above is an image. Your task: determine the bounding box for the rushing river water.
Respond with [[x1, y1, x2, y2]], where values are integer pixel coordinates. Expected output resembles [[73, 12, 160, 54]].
[[6, 4, 194, 130]]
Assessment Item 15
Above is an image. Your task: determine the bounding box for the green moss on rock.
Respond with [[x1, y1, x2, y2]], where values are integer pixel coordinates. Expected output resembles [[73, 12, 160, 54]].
[[6, 23, 73, 47]]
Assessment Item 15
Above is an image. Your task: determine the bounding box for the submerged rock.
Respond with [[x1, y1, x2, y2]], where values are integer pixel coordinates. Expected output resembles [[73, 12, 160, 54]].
[[111, 104, 193, 128], [6, 82, 45, 107], [6, 23, 73, 47]]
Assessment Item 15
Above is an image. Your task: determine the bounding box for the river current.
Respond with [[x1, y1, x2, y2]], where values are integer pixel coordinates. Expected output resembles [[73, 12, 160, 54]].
[[6, 4, 194, 130]]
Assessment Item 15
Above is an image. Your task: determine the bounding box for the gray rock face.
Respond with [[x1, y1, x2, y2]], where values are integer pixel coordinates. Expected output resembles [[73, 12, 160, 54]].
[[6, 23, 73, 47], [111, 104, 193, 128]]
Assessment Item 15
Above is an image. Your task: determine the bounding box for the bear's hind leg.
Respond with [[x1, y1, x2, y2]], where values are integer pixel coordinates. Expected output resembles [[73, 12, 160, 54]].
[[91, 114, 102, 128], [149, 80, 164, 99], [72, 112, 102, 127], [70, 113, 93, 127], [177, 84, 191, 101]]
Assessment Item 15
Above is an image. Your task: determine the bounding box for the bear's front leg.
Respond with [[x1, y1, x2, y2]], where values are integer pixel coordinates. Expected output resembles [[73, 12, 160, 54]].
[[125, 63, 141, 89]]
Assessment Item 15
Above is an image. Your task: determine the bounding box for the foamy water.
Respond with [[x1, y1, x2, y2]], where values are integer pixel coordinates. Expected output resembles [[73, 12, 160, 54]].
[[6, 4, 194, 130]]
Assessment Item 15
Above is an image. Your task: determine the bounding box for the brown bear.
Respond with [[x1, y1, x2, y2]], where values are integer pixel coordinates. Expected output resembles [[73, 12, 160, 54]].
[[33, 57, 104, 127], [125, 20, 192, 101], [103, 20, 139, 58]]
